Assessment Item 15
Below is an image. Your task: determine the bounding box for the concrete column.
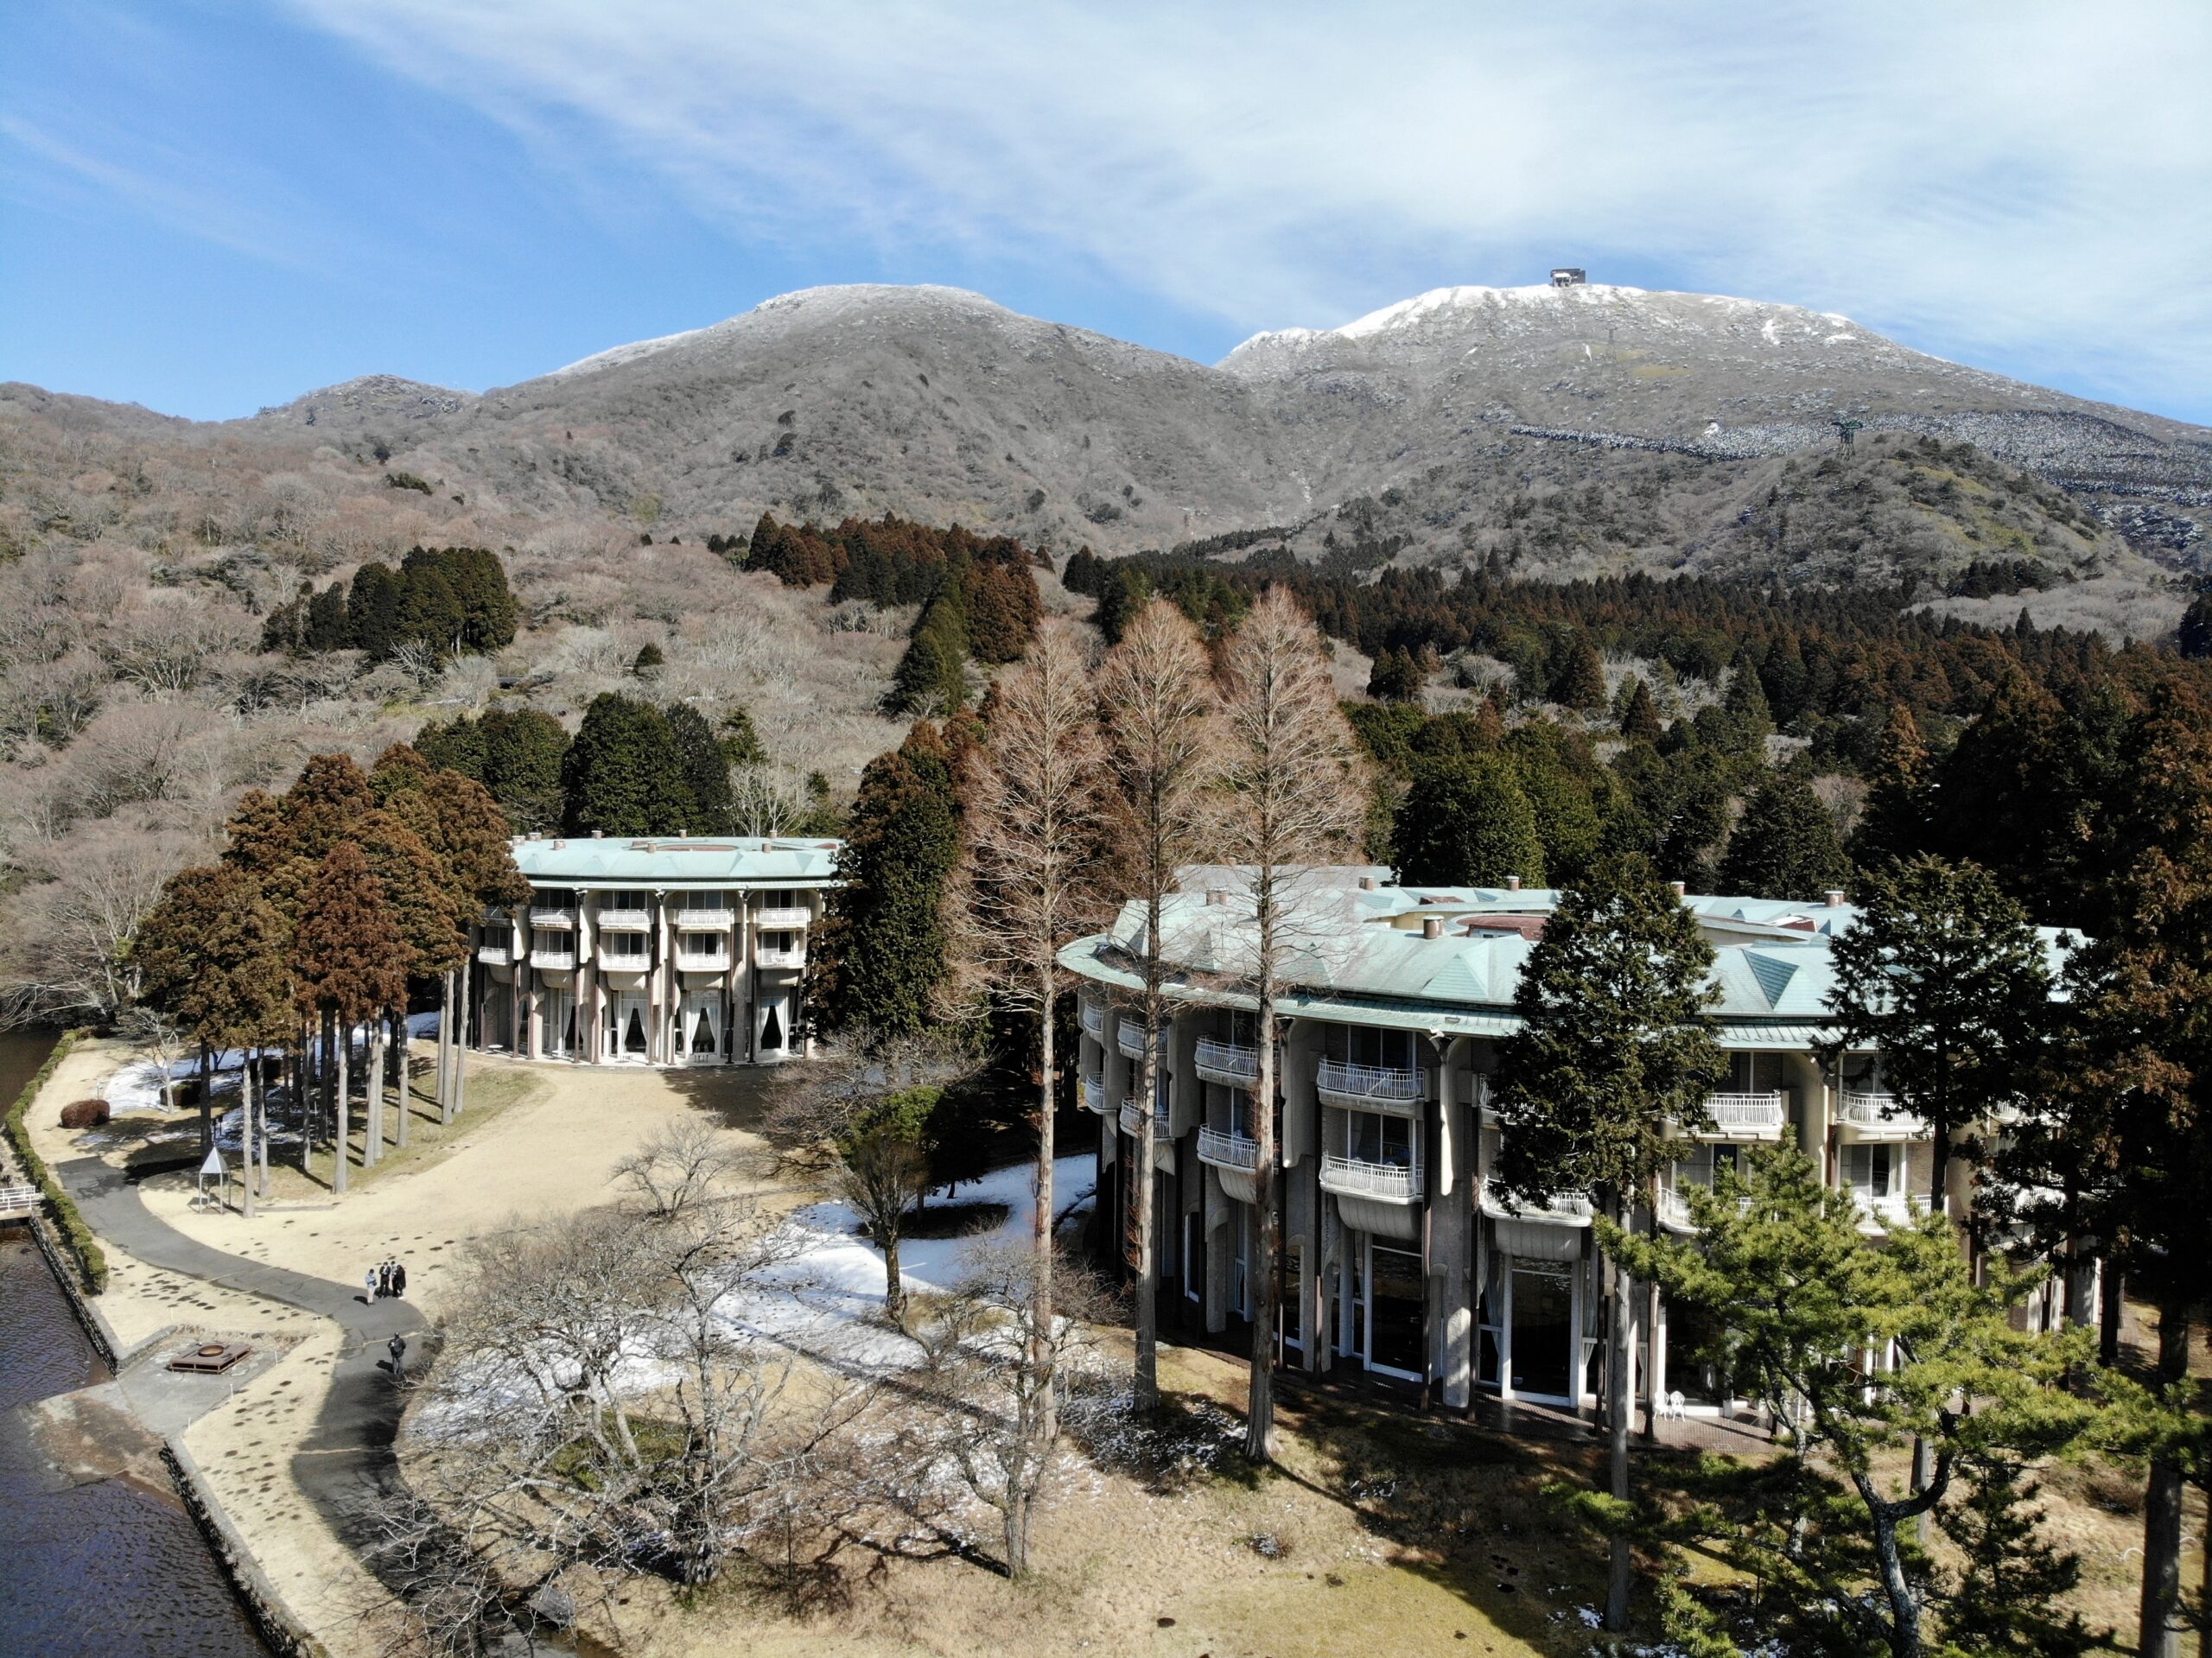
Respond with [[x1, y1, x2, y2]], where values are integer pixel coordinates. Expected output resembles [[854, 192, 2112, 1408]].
[[1435, 1039, 1474, 1407], [1204, 1173, 1232, 1333]]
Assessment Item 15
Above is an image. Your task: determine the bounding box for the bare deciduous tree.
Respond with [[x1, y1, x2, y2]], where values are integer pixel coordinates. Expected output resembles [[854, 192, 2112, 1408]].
[[1215, 588, 1367, 1462], [1095, 597, 1225, 1412], [952, 622, 1110, 1432], [905, 1242, 1109, 1579], [612, 1115, 748, 1223]]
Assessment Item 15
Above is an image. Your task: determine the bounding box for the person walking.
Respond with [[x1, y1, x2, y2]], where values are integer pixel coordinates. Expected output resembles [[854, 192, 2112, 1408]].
[[390, 1259, 408, 1300], [365, 1265, 379, 1301], [387, 1333, 407, 1382]]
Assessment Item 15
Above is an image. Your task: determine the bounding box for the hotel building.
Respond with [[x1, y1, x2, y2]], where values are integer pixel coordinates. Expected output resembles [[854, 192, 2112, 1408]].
[[1062, 867, 2082, 1415], [464, 835, 838, 1066]]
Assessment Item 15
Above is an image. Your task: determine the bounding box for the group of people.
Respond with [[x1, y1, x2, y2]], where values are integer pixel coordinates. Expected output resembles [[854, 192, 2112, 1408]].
[[366, 1256, 408, 1300]]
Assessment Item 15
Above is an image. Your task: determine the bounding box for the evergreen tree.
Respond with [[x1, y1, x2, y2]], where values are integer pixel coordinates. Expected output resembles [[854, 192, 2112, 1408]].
[[1606, 1147, 2098, 1658], [561, 693, 696, 836], [2177, 592, 2212, 659], [807, 722, 963, 1043], [479, 708, 569, 834], [663, 701, 734, 835], [887, 595, 970, 715], [305, 582, 352, 651], [632, 641, 665, 677], [1818, 854, 2051, 1216], [1617, 675, 1663, 742], [1554, 637, 1607, 711], [1714, 772, 1852, 899], [1391, 755, 1544, 887], [1853, 703, 1933, 868], [717, 707, 766, 767], [1366, 646, 1424, 703], [291, 842, 407, 1193], [346, 562, 404, 659], [1491, 851, 1725, 1630]]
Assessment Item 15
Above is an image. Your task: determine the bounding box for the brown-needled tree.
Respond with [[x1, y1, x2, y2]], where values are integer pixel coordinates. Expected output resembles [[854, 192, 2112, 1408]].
[[292, 842, 407, 1195], [1216, 587, 1367, 1462], [1095, 597, 1225, 1411]]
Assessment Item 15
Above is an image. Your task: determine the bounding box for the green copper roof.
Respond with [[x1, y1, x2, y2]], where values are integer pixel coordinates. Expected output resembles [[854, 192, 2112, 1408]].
[[509, 835, 841, 889]]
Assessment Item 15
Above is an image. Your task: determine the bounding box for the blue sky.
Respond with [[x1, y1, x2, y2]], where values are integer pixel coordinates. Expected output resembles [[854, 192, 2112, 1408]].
[[3, 1, 2208, 424]]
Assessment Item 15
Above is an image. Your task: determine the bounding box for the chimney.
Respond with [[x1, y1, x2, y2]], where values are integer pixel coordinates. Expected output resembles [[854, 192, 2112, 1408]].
[[1421, 917, 1443, 939], [1669, 880, 1687, 899], [1205, 888, 1226, 906], [1358, 875, 1377, 891], [677, 829, 689, 838], [592, 829, 604, 839], [1824, 889, 1848, 907], [1504, 875, 1521, 892]]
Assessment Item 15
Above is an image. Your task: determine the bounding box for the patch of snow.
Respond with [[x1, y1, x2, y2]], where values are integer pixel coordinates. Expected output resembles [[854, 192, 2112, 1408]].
[[1761, 317, 1783, 346]]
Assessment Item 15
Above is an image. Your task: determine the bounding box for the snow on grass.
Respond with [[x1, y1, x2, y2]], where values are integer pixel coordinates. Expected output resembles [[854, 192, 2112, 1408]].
[[723, 1153, 1095, 1374]]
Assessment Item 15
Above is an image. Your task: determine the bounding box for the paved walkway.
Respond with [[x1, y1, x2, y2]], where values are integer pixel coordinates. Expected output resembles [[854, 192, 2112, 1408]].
[[57, 1155, 429, 1591]]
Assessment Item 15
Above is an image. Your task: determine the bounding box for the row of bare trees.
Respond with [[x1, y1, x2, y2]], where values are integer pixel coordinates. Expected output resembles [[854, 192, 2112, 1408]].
[[953, 587, 1365, 1475]]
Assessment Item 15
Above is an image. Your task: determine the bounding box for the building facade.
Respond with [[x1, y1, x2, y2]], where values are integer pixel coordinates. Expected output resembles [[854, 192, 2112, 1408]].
[[1062, 868, 2082, 1416], [465, 835, 839, 1067]]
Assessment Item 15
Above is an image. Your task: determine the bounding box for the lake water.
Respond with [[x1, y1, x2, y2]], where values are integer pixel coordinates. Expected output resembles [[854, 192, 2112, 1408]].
[[0, 1028, 274, 1656]]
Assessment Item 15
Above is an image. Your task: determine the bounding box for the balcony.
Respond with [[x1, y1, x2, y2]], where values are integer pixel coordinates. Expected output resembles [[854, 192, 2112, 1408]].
[[476, 942, 514, 967], [755, 943, 806, 970], [1197, 1125, 1261, 1172], [1081, 1074, 1107, 1115], [1853, 1191, 1918, 1233], [1317, 1058, 1423, 1111], [595, 942, 652, 974], [530, 945, 577, 972], [1078, 999, 1106, 1039], [675, 905, 734, 930], [755, 905, 811, 930], [1481, 1185, 1593, 1225], [1658, 1187, 1752, 1233], [1837, 1091, 1928, 1138], [1118, 1100, 1169, 1140], [1320, 1153, 1421, 1204], [1115, 1019, 1155, 1062], [1695, 1091, 1787, 1140], [674, 943, 730, 973], [1193, 1036, 1260, 1085], [529, 905, 576, 929], [596, 905, 652, 932]]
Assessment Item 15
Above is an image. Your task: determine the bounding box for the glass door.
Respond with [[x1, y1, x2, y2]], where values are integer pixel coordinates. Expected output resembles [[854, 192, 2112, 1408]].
[[541, 989, 574, 1058], [1510, 1263, 1574, 1400]]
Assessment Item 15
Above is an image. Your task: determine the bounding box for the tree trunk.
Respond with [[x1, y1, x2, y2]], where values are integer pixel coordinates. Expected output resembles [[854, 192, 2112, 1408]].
[[257, 1053, 270, 1197], [1871, 1503, 1925, 1658], [435, 969, 453, 1117], [1604, 1195, 1634, 1633], [332, 1018, 350, 1196], [1033, 980, 1057, 1444], [450, 956, 472, 1123], [2100, 1261, 2126, 1367], [1005, 1489, 1029, 1579], [1244, 996, 1278, 1464], [2139, 1302, 2193, 1658], [1642, 1175, 1662, 1444], [1134, 1016, 1160, 1413], [365, 1025, 385, 1168], [197, 1043, 212, 1154], [239, 1058, 257, 1222], [882, 1223, 904, 1320], [395, 1010, 412, 1149]]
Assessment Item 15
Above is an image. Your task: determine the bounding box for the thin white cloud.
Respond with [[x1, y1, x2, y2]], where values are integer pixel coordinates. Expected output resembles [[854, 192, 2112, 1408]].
[[280, 0, 2211, 416]]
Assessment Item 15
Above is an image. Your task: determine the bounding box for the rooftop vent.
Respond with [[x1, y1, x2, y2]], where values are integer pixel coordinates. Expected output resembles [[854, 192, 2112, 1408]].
[[1669, 880, 1687, 899], [1504, 875, 1522, 892], [1357, 875, 1377, 891], [1205, 889, 1227, 906], [1421, 917, 1444, 939], [1824, 889, 1848, 907], [591, 829, 604, 839]]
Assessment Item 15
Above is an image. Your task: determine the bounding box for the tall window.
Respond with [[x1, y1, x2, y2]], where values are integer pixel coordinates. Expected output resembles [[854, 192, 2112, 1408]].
[[1324, 1024, 1415, 1070], [1842, 1142, 1893, 1198], [1344, 1109, 1415, 1167]]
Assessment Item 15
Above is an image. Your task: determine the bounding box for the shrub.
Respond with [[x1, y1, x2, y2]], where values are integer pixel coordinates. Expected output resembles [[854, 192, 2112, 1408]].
[[2, 1030, 107, 1293], [58, 1098, 110, 1129], [384, 471, 434, 494]]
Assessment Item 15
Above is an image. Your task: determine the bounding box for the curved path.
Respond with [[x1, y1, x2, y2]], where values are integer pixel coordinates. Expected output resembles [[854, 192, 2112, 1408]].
[[55, 1156, 429, 1604]]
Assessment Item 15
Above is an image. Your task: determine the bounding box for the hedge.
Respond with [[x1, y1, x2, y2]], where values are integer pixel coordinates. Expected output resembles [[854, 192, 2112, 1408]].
[[3, 1027, 107, 1293]]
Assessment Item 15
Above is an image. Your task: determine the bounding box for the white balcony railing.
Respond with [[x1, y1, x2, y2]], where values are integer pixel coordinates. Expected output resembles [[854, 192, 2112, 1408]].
[[1320, 1152, 1421, 1204], [529, 905, 575, 929], [596, 943, 651, 973], [595, 906, 652, 932], [1193, 1036, 1260, 1084], [1853, 1191, 1918, 1232], [755, 945, 806, 970], [1657, 1187, 1754, 1231], [674, 948, 730, 973], [476, 943, 513, 967], [1838, 1092, 1929, 1135], [675, 906, 734, 930], [1698, 1091, 1787, 1137], [1078, 1000, 1105, 1039], [1317, 1058, 1423, 1106], [1116, 1020, 1153, 1061], [1197, 1125, 1262, 1172], [754, 906, 811, 931], [1119, 1100, 1170, 1140], [1484, 1184, 1594, 1224], [531, 946, 576, 972], [1081, 1075, 1107, 1114]]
